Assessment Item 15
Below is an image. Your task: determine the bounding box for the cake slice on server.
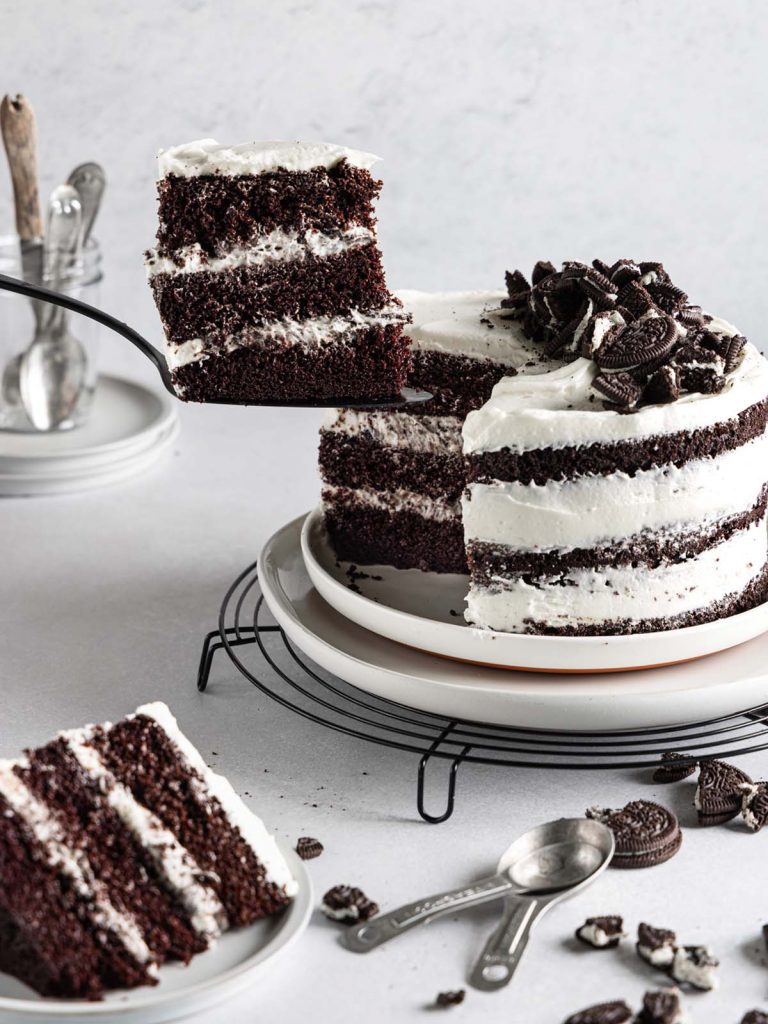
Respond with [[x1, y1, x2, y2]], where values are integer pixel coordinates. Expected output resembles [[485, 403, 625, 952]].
[[319, 290, 559, 573], [146, 139, 411, 402], [0, 702, 296, 999]]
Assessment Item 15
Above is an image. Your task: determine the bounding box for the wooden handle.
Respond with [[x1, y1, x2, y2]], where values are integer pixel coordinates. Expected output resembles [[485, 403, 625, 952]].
[[0, 94, 42, 241]]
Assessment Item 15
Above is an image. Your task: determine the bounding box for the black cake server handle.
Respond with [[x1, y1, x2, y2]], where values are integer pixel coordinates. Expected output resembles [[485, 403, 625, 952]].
[[0, 272, 431, 410]]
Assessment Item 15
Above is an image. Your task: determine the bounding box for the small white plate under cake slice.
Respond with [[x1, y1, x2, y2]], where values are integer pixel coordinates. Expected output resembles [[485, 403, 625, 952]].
[[299, 507, 768, 675]]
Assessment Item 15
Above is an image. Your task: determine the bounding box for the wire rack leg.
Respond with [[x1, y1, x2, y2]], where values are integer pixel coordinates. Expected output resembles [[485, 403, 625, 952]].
[[197, 628, 256, 692], [416, 726, 472, 824]]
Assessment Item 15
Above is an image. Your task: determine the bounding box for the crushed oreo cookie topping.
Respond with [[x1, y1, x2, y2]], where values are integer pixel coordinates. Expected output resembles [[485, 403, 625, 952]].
[[575, 915, 626, 949], [435, 990, 466, 1008], [320, 884, 379, 924], [695, 759, 752, 826], [636, 922, 677, 969], [586, 801, 682, 868], [653, 752, 697, 784], [296, 836, 324, 860], [563, 1000, 633, 1024], [669, 944, 719, 991], [500, 259, 748, 410], [636, 987, 685, 1024], [740, 781, 768, 832]]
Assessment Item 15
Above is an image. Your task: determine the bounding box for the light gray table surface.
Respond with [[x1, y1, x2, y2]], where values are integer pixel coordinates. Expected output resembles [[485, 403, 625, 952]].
[[3, 356, 767, 1024]]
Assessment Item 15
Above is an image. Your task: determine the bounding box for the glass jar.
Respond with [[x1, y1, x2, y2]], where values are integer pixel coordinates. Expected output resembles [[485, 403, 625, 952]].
[[0, 233, 103, 432]]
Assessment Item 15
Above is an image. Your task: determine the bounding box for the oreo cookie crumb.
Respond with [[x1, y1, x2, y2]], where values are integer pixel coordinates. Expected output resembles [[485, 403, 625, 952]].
[[296, 836, 324, 860], [740, 781, 768, 832], [563, 1000, 633, 1024], [669, 945, 718, 990], [321, 885, 379, 924], [575, 916, 626, 949], [652, 752, 697, 784], [636, 987, 685, 1024], [435, 990, 465, 1008], [636, 922, 677, 969]]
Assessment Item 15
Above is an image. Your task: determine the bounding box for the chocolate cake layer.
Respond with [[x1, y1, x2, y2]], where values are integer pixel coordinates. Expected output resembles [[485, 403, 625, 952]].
[[324, 498, 467, 573], [172, 322, 410, 402], [407, 351, 516, 417], [467, 485, 768, 579], [319, 430, 465, 500], [93, 715, 291, 926], [152, 245, 393, 345], [521, 564, 768, 636], [18, 740, 205, 964], [467, 398, 768, 485], [156, 162, 380, 258]]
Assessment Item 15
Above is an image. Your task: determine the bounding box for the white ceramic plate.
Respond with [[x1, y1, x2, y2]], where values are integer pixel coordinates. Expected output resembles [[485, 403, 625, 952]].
[[0, 842, 312, 1024], [0, 376, 179, 496], [301, 507, 768, 674], [259, 514, 768, 730]]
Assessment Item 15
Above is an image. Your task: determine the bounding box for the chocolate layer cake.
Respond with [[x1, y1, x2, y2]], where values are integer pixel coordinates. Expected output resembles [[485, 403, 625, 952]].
[[0, 702, 296, 999], [146, 139, 410, 402], [320, 291, 557, 572], [463, 260, 768, 634]]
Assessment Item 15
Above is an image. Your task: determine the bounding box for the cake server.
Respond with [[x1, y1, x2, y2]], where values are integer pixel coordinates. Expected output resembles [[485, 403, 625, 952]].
[[0, 272, 432, 410], [342, 818, 614, 955]]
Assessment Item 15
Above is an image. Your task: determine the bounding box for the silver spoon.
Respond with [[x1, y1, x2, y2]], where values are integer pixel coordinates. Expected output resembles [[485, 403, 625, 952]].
[[67, 161, 105, 243], [469, 818, 614, 991], [19, 184, 87, 430], [342, 818, 613, 956]]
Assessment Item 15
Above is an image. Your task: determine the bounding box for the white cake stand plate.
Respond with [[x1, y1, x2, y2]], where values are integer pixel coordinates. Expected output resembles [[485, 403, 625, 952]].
[[300, 507, 768, 674], [0, 376, 179, 496], [257, 514, 768, 731]]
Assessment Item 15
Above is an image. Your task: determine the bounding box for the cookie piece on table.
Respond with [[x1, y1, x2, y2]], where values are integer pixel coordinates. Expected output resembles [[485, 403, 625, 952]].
[[695, 759, 751, 826], [586, 801, 681, 868], [741, 1012, 768, 1024], [636, 987, 686, 1024], [563, 1000, 633, 1024], [296, 836, 324, 860], [652, 752, 697, 784], [435, 990, 465, 1008], [321, 885, 379, 924], [740, 782, 768, 832], [575, 916, 626, 949], [669, 945, 719, 991], [636, 923, 677, 969]]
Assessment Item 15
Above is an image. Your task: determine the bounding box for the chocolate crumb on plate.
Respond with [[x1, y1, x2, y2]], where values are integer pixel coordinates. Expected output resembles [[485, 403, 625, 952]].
[[636, 987, 685, 1024], [321, 885, 379, 924], [636, 922, 677, 969], [563, 1000, 633, 1024], [695, 759, 752, 826], [740, 781, 768, 832], [435, 990, 465, 1008], [652, 752, 697, 784], [296, 836, 324, 860], [669, 945, 719, 991], [586, 801, 681, 868], [575, 916, 626, 949], [742, 1012, 768, 1024]]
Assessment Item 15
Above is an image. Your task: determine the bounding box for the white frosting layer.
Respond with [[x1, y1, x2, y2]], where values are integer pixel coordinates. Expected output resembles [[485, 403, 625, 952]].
[[463, 345, 768, 454], [463, 431, 768, 550], [324, 484, 460, 523], [146, 226, 375, 279], [321, 409, 462, 455], [166, 304, 406, 370], [136, 703, 297, 897], [62, 727, 227, 939], [0, 760, 156, 970], [158, 138, 380, 178], [638, 943, 676, 968], [398, 289, 555, 368], [465, 518, 767, 631]]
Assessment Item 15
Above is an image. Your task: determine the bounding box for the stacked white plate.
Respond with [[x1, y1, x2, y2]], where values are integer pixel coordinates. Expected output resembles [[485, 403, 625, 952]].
[[0, 376, 179, 496]]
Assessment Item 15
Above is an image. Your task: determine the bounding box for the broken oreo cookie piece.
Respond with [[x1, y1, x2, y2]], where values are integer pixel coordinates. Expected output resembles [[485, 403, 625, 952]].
[[669, 945, 719, 991], [592, 372, 643, 410], [575, 915, 626, 949], [321, 885, 379, 924], [636, 987, 686, 1024], [563, 1000, 633, 1024], [586, 801, 682, 869], [637, 922, 677, 969], [296, 836, 324, 860], [652, 752, 697, 784], [742, 1012, 768, 1024], [695, 759, 752, 826], [435, 989, 465, 1008], [643, 364, 681, 406], [740, 781, 768, 832]]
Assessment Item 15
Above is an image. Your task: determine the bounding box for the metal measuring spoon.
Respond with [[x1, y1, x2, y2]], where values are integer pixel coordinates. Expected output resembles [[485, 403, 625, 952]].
[[19, 184, 87, 430], [342, 818, 613, 955], [469, 817, 614, 991]]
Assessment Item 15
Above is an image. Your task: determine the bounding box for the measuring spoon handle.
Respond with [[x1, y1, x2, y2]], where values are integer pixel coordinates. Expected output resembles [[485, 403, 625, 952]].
[[469, 896, 549, 991], [342, 872, 513, 953]]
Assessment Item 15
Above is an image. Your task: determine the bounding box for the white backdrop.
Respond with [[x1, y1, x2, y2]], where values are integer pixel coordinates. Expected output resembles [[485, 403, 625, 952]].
[[0, 0, 766, 350]]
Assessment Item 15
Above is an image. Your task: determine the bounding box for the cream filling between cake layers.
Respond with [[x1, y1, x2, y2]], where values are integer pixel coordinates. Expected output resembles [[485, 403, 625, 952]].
[[463, 431, 768, 551], [323, 484, 461, 523], [465, 517, 768, 631], [321, 409, 463, 455], [62, 728, 228, 939], [145, 225, 375, 278], [165, 304, 407, 371], [0, 759, 157, 971]]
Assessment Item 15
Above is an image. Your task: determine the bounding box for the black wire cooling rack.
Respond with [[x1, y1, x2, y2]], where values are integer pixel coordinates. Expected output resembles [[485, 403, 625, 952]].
[[197, 560, 768, 823]]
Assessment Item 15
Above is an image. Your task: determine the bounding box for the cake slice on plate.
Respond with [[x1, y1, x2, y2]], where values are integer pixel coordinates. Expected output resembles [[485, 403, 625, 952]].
[[0, 701, 296, 999], [146, 139, 411, 403]]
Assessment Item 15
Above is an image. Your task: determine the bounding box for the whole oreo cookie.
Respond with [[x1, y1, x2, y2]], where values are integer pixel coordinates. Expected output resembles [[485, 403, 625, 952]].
[[695, 759, 752, 826], [652, 752, 697, 784], [596, 316, 677, 372], [740, 781, 768, 832], [563, 1001, 633, 1024], [586, 801, 682, 869]]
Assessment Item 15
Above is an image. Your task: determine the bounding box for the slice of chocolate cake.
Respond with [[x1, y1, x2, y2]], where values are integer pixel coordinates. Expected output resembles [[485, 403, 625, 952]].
[[146, 139, 411, 402], [0, 702, 296, 999]]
